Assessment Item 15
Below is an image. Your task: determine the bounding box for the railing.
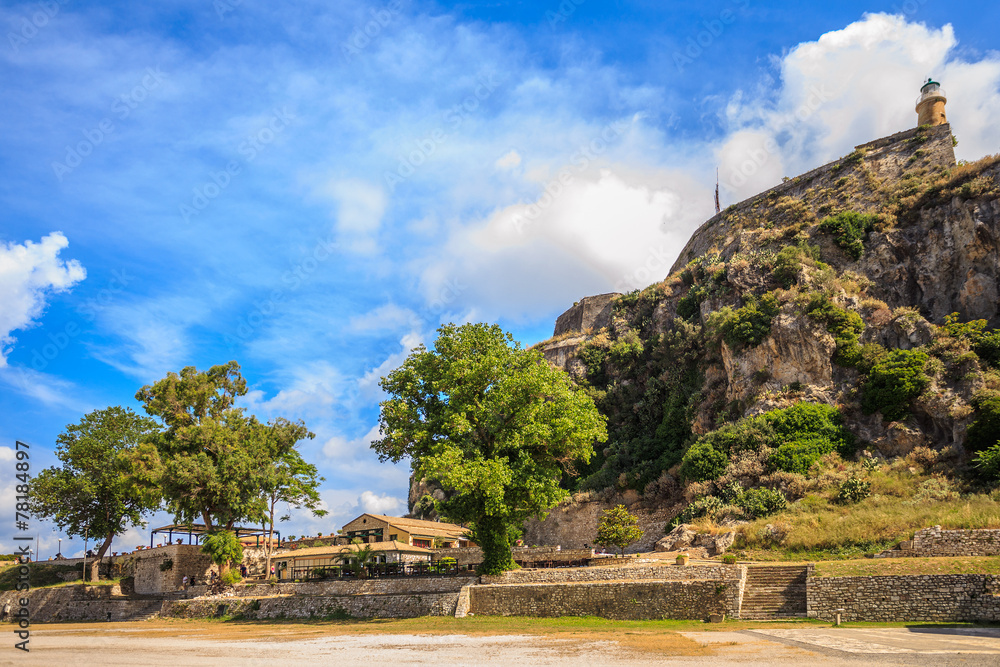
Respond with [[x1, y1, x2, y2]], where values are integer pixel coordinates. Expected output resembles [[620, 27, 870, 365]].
[[290, 561, 477, 581]]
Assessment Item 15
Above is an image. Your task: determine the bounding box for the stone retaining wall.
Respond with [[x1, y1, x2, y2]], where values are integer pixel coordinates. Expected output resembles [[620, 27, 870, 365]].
[[480, 563, 744, 585], [227, 576, 477, 597], [877, 526, 1000, 558], [807, 574, 1000, 622], [0, 586, 161, 623], [163, 592, 460, 620], [470, 580, 740, 620]]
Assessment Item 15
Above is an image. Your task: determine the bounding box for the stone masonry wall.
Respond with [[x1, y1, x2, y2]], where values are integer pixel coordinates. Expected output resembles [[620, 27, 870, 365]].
[[877, 526, 1000, 558], [808, 574, 1000, 622], [131, 544, 216, 594], [481, 563, 744, 585], [0, 585, 161, 623], [163, 593, 460, 620], [470, 580, 740, 620], [228, 576, 477, 597]]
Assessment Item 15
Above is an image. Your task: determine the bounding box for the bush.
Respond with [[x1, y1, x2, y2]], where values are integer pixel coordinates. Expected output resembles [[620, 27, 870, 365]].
[[770, 437, 836, 474], [717, 292, 780, 349], [974, 331, 1000, 368], [836, 478, 872, 504], [819, 211, 878, 259], [806, 294, 865, 367], [738, 487, 787, 519], [669, 496, 726, 528], [861, 349, 930, 421], [967, 393, 1000, 454], [220, 569, 242, 586], [721, 554, 737, 564], [698, 419, 773, 456], [676, 285, 705, 320], [679, 440, 728, 482], [773, 243, 823, 288], [972, 443, 1000, 485], [763, 401, 856, 457]]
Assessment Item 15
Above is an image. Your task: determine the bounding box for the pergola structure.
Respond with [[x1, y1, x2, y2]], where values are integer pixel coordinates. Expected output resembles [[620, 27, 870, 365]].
[[149, 524, 278, 549]]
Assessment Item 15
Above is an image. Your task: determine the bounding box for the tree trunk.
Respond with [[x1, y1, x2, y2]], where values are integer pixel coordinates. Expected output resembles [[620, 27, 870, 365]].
[[476, 514, 518, 575], [90, 532, 114, 582], [264, 498, 276, 580]]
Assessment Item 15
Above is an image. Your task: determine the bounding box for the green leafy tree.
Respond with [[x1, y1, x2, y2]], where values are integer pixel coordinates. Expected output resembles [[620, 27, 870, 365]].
[[337, 540, 376, 578], [372, 323, 607, 574], [29, 407, 161, 581], [260, 418, 327, 579], [135, 362, 274, 570], [595, 504, 644, 557], [201, 530, 243, 577]]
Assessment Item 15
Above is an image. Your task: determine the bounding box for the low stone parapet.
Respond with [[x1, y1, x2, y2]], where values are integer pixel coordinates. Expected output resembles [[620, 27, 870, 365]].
[[163, 592, 460, 619], [480, 563, 744, 585], [876, 527, 1000, 558], [807, 574, 1000, 622], [470, 580, 741, 620], [228, 576, 477, 597]]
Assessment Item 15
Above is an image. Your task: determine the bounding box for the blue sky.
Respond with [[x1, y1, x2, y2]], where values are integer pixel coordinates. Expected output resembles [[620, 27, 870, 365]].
[[2, 0, 999, 558]]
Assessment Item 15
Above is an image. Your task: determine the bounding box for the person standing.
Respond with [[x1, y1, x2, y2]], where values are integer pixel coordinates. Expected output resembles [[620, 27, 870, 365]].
[[1, 601, 11, 621], [181, 575, 189, 591]]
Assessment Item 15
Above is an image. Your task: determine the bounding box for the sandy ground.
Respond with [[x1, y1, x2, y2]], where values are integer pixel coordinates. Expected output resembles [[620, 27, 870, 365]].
[[3, 624, 1000, 666]]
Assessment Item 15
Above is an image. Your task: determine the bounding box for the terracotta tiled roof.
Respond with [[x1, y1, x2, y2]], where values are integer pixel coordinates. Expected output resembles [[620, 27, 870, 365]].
[[364, 514, 470, 539]]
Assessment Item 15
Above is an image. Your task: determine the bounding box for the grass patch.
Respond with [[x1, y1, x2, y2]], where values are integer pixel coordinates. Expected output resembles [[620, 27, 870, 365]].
[[813, 556, 1000, 578], [0, 563, 83, 591]]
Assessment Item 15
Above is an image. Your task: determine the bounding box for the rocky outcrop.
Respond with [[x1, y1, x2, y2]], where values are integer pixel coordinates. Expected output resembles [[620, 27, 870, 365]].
[[656, 524, 736, 557], [553, 293, 620, 336]]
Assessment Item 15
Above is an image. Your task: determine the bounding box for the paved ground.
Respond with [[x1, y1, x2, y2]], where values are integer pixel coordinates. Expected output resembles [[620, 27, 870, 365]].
[[3, 625, 1000, 666]]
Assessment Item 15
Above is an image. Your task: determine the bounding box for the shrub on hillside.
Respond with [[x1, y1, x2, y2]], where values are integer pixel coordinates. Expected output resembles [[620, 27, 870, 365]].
[[715, 292, 780, 349], [967, 392, 1000, 454], [698, 419, 773, 456], [773, 243, 824, 288], [762, 402, 856, 457], [679, 440, 728, 482], [818, 211, 879, 260], [738, 487, 788, 519], [861, 349, 930, 421], [974, 331, 1000, 368], [668, 496, 726, 529], [770, 437, 837, 474], [836, 477, 872, 504], [972, 443, 1000, 486], [806, 293, 865, 367]]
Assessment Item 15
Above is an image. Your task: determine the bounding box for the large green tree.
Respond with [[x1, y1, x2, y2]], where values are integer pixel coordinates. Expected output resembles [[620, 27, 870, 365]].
[[30, 407, 161, 580], [135, 362, 272, 560], [260, 418, 326, 578], [594, 504, 644, 557], [372, 323, 607, 574]]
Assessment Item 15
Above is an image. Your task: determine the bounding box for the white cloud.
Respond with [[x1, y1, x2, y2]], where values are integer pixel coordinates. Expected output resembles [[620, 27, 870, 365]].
[[357, 332, 424, 401], [348, 303, 420, 333], [358, 490, 403, 515], [718, 13, 1000, 201], [321, 178, 387, 254], [243, 361, 343, 419], [90, 294, 211, 382], [322, 423, 380, 459], [0, 365, 92, 413], [0, 447, 13, 462], [0, 232, 85, 366], [495, 149, 522, 170]]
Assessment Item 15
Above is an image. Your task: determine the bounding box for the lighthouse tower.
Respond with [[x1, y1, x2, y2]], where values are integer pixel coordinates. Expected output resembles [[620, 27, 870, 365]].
[[916, 78, 947, 127]]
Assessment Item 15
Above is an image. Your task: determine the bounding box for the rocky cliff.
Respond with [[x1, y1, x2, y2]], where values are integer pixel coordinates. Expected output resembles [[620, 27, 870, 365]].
[[520, 123, 1000, 550]]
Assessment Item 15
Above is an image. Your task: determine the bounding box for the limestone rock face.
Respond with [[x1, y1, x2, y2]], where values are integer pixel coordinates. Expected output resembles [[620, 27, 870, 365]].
[[539, 335, 588, 379], [721, 309, 836, 405], [553, 293, 620, 336], [656, 524, 736, 556]]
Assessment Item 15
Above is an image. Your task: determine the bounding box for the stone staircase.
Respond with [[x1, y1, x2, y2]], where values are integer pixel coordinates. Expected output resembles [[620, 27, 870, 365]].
[[741, 565, 808, 619]]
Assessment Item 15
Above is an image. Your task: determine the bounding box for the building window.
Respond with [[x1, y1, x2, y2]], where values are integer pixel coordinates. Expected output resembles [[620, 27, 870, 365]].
[[413, 538, 431, 549], [389, 534, 397, 541]]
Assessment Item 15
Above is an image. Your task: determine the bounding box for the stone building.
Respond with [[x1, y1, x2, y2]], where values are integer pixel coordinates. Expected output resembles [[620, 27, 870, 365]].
[[339, 514, 474, 549], [273, 540, 432, 580]]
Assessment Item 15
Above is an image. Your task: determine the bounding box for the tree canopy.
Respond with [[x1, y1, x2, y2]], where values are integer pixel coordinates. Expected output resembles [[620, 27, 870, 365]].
[[135, 362, 320, 560], [372, 322, 607, 574], [594, 504, 644, 557], [29, 406, 161, 580]]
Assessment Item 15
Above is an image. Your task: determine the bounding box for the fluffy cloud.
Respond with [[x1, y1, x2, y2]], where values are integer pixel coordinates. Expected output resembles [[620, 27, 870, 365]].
[[0, 232, 85, 365], [321, 178, 387, 254], [718, 14, 1000, 202]]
